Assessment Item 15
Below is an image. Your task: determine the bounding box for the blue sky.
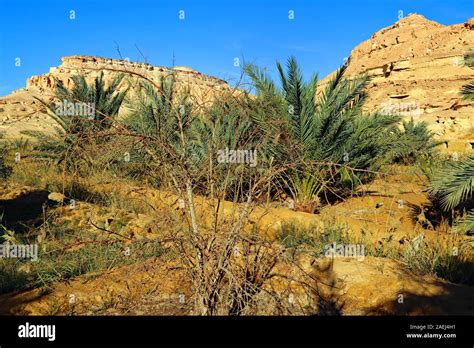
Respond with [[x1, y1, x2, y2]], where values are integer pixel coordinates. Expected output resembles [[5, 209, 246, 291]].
[[0, 0, 472, 96]]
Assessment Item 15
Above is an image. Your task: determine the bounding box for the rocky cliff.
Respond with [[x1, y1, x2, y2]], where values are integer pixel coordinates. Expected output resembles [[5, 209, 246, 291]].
[[25, 55, 229, 96], [325, 14, 474, 152]]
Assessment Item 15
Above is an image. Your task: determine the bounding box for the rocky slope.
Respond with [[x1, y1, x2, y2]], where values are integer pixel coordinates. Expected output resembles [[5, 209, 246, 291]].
[[325, 14, 474, 152], [0, 171, 472, 315]]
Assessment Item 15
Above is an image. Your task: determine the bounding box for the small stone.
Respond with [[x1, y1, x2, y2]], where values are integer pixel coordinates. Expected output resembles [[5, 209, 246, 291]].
[[48, 192, 66, 203]]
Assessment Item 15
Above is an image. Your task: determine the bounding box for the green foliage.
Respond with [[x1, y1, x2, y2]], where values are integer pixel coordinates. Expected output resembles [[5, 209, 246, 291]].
[[0, 232, 165, 293], [461, 49, 474, 100], [458, 50, 474, 232], [123, 74, 275, 199], [461, 82, 474, 100], [416, 153, 445, 182], [452, 212, 474, 235], [388, 119, 440, 164], [429, 155, 474, 211], [0, 259, 31, 294], [429, 155, 474, 233], [7, 137, 30, 153], [121, 74, 194, 186], [285, 172, 322, 211], [33, 240, 163, 287], [277, 220, 352, 256], [27, 73, 128, 174], [278, 222, 474, 285], [188, 99, 259, 196], [244, 57, 403, 197], [0, 133, 13, 180], [125, 74, 191, 146], [402, 238, 474, 285], [277, 222, 317, 249], [464, 49, 474, 68], [53, 73, 128, 133]]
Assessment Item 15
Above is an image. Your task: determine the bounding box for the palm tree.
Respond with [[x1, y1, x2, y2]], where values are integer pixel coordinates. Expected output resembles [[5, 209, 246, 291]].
[[426, 50, 474, 234], [121, 73, 193, 184], [430, 49, 474, 233], [27, 73, 128, 172], [51, 72, 128, 133], [124, 73, 268, 199], [429, 155, 474, 233], [244, 57, 402, 198], [388, 119, 440, 164]]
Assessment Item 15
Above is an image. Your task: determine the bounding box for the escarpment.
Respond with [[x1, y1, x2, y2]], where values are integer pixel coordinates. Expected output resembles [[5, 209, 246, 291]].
[[322, 14, 474, 152]]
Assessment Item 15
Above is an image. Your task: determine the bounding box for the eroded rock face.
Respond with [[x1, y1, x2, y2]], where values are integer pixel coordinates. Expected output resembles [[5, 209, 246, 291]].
[[323, 14, 474, 152], [0, 56, 232, 138], [25, 55, 229, 97]]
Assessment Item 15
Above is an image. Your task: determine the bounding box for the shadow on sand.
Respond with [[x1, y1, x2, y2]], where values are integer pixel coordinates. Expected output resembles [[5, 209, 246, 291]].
[[0, 190, 58, 232]]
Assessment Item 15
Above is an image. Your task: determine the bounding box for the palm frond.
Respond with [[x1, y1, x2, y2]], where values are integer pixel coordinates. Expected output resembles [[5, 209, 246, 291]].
[[243, 64, 279, 97], [430, 156, 474, 211], [460, 82, 474, 100]]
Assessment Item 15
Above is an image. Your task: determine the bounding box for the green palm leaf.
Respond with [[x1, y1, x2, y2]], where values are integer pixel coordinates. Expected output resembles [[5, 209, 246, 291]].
[[461, 82, 474, 100], [430, 156, 474, 211]]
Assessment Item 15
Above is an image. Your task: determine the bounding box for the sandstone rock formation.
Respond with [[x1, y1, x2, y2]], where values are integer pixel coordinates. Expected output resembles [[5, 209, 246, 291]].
[[323, 14, 474, 152], [25, 55, 229, 98], [0, 56, 232, 138]]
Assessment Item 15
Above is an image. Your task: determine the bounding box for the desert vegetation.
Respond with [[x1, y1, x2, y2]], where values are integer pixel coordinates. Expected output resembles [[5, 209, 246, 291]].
[[0, 53, 472, 316]]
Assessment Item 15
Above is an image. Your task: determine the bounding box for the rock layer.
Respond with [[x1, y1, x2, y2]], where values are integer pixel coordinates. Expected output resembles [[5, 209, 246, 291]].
[[324, 14, 474, 152], [26, 55, 229, 97]]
